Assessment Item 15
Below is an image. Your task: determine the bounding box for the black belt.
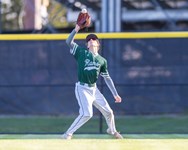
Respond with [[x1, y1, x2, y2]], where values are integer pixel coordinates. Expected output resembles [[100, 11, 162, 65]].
[[79, 82, 96, 87]]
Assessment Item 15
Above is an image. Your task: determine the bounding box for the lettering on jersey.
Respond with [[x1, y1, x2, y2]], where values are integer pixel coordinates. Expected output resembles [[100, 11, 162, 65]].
[[84, 59, 100, 71]]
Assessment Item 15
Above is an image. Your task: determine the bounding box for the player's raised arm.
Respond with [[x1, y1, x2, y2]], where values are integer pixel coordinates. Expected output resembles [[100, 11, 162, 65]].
[[66, 25, 80, 49], [66, 9, 90, 49]]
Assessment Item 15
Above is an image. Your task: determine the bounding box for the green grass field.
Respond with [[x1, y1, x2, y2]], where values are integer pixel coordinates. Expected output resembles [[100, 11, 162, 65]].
[[0, 115, 188, 134], [0, 115, 188, 150], [0, 134, 188, 150]]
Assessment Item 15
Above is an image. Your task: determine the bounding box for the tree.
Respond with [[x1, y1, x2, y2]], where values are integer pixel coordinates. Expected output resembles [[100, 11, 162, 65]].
[[1, 0, 23, 31], [0, 0, 70, 33]]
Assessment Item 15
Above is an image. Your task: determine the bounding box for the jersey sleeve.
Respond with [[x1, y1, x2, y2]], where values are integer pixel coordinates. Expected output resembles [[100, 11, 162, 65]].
[[100, 59, 110, 77], [70, 42, 82, 59]]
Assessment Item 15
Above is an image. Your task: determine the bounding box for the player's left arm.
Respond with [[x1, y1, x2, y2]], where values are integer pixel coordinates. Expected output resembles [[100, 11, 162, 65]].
[[103, 76, 122, 103], [100, 60, 122, 103]]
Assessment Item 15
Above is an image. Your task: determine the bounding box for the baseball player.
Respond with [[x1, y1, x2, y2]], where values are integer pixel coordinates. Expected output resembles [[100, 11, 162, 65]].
[[62, 24, 123, 139]]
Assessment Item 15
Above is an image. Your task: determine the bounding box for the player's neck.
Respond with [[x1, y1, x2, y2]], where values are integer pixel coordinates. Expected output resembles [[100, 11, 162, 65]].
[[89, 47, 99, 56]]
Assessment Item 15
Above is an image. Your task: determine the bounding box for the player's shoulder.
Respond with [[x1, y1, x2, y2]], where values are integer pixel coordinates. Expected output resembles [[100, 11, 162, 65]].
[[74, 43, 88, 52], [71, 42, 87, 56], [96, 54, 107, 65], [77, 44, 88, 51], [97, 54, 107, 61]]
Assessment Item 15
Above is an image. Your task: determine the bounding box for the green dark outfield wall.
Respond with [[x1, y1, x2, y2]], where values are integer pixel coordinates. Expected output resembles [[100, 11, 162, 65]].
[[0, 32, 187, 115]]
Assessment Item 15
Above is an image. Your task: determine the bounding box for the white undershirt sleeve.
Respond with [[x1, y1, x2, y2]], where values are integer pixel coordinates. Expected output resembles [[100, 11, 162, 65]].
[[103, 76, 118, 97]]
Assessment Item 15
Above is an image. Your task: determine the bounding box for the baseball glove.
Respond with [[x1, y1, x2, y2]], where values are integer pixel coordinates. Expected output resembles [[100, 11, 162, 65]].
[[76, 9, 91, 29]]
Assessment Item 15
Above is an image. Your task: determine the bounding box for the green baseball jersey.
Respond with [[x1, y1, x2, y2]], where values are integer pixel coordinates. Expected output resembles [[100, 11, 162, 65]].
[[70, 43, 109, 84]]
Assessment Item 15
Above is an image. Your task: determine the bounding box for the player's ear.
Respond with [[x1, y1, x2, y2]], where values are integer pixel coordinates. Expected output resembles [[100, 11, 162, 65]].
[[97, 40, 100, 49], [97, 40, 100, 46]]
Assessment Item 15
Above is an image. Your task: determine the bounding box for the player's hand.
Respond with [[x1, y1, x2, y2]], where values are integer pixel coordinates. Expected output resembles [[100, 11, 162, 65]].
[[75, 24, 80, 32], [114, 95, 122, 103]]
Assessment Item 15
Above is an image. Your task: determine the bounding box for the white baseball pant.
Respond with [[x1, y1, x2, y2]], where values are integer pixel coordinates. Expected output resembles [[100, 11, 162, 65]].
[[65, 82, 117, 135]]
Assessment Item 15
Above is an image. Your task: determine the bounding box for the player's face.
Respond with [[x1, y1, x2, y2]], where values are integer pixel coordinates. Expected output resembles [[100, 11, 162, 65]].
[[87, 38, 100, 49]]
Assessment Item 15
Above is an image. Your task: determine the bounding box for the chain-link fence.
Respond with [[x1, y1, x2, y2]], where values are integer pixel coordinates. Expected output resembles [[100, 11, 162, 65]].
[[0, 34, 188, 115]]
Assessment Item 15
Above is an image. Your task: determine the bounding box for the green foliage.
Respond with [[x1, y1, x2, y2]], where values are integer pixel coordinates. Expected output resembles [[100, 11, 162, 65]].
[[48, 1, 69, 28], [0, 0, 70, 32], [1, 0, 23, 31]]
